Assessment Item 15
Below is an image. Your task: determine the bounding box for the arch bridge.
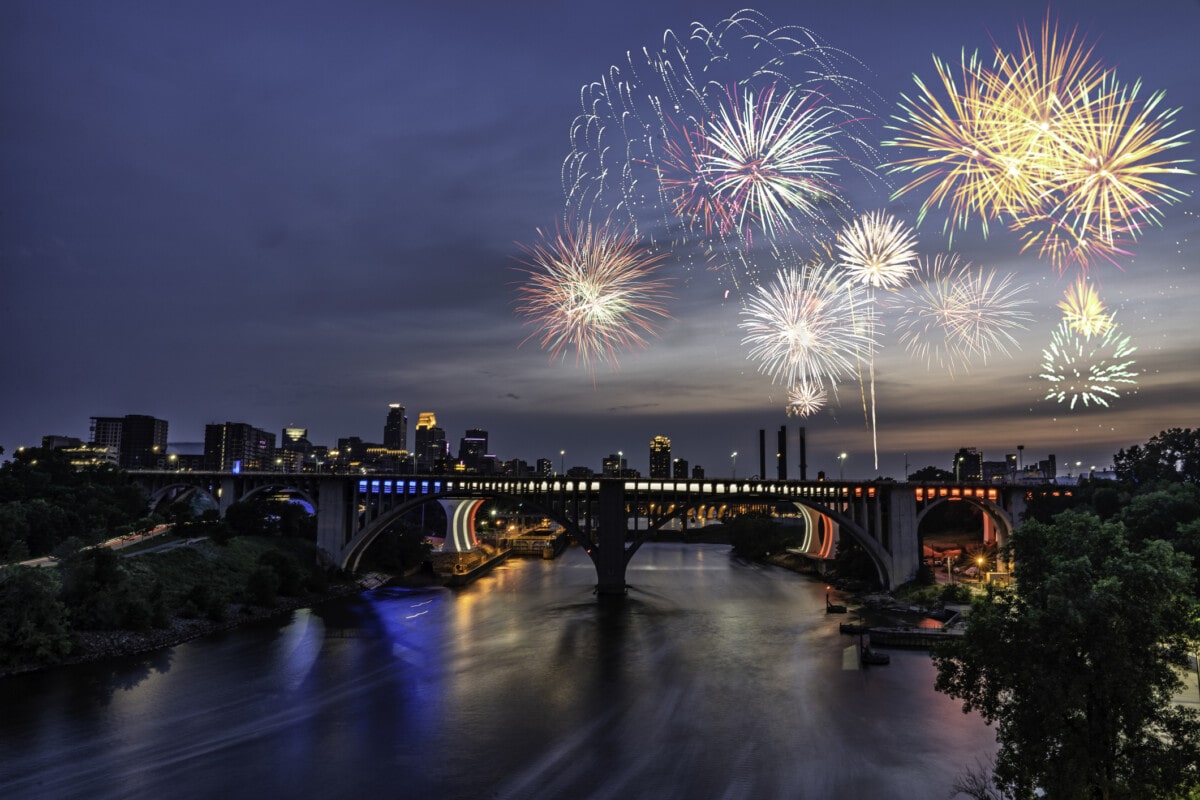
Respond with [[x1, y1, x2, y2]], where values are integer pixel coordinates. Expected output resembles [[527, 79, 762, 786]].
[[131, 471, 1028, 594]]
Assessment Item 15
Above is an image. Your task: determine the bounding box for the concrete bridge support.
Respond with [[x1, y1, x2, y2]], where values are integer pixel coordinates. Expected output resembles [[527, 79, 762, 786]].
[[593, 482, 630, 595], [438, 498, 485, 552]]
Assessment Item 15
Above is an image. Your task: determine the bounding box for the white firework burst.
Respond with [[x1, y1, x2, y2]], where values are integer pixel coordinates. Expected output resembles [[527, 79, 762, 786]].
[[786, 380, 829, 417], [893, 254, 1035, 376], [836, 210, 919, 289], [739, 263, 876, 388]]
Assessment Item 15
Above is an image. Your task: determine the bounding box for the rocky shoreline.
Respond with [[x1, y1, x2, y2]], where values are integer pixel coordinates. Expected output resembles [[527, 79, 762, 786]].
[[0, 582, 365, 680]]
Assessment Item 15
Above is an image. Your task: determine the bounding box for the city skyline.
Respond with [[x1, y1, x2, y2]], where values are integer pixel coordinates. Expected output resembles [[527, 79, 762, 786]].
[[3, 0, 1197, 480]]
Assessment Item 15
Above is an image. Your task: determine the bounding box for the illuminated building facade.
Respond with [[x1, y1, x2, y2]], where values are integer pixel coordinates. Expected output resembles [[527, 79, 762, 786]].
[[649, 435, 671, 479], [205, 421, 276, 471]]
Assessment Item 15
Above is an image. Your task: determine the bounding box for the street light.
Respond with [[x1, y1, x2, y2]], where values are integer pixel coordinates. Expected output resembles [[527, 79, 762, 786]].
[[838, 452, 847, 481], [956, 455, 964, 482], [559, 449, 565, 476], [731, 451, 738, 479]]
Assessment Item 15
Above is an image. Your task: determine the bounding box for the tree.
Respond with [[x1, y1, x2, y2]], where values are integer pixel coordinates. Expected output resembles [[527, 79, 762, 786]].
[[0, 566, 74, 668], [909, 465, 954, 481], [1114, 428, 1200, 484], [934, 511, 1200, 799]]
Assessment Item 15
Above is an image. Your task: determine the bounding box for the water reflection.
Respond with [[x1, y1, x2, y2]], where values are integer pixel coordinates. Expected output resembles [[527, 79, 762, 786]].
[[0, 544, 996, 799]]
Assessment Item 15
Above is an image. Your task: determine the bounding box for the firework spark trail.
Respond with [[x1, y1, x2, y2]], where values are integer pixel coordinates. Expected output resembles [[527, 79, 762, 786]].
[[1040, 317, 1138, 409], [892, 254, 1035, 376], [514, 222, 673, 372], [1056, 276, 1113, 338], [835, 211, 919, 467], [739, 263, 876, 391], [884, 15, 1192, 273]]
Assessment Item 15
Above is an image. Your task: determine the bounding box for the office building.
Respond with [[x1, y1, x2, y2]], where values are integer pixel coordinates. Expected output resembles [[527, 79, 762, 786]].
[[414, 412, 447, 472], [90, 414, 169, 469], [384, 404, 407, 450], [951, 447, 983, 481], [649, 435, 671, 479], [672, 458, 688, 479], [457, 428, 488, 472], [205, 422, 276, 471]]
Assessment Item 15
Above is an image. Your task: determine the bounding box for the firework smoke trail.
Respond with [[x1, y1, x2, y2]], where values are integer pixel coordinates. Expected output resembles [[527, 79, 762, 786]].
[[514, 222, 673, 373], [1056, 277, 1113, 338], [892, 254, 1036, 376], [884, 15, 1192, 274], [836, 211, 919, 468], [739, 263, 876, 392], [563, 9, 884, 288], [1040, 317, 1138, 409]]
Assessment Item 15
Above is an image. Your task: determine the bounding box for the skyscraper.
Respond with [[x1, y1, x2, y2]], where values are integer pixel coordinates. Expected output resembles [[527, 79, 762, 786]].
[[384, 404, 407, 450], [458, 428, 488, 471], [205, 422, 276, 471], [90, 414, 168, 469], [414, 412, 447, 472], [649, 435, 671, 479]]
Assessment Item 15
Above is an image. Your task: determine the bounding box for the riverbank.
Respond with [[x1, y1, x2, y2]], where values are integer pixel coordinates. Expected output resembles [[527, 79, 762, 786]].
[[0, 581, 364, 679]]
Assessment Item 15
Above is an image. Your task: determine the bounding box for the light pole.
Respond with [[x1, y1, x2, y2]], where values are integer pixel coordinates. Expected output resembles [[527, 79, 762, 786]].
[[731, 451, 738, 479], [956, 455, 963, 482], [559, 450, 565, 476], [838, 452, 847, 481]]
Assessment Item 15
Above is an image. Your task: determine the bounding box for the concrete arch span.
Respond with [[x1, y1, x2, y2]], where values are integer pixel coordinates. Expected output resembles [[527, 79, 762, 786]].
[[340, 490, 592, 574], [914, 496, 1016, 550], [147, 482, 220, 514], [630, 495, 890, 588]]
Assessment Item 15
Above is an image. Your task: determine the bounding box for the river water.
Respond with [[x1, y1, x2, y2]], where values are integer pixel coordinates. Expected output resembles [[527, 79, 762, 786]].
[[0, 544, 997, 799]]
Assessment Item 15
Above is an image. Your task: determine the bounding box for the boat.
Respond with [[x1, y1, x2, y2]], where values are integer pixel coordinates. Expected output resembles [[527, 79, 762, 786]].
[[433, 545, 512, 587]]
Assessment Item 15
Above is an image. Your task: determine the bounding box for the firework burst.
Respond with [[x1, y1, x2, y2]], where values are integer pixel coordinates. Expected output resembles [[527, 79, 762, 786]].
[[836, 211, 920, 289], [1056, 277, 1113, 338], [786, 380, 828, 417], [1040, 317, 1138, 408], [884, 16, 1192, 272], [697, 85, 844, 242], [563, 9, 882, 286], [893, 254, 1036, 376], [739, 264, 875, 389], [515, 222, 673, 370]]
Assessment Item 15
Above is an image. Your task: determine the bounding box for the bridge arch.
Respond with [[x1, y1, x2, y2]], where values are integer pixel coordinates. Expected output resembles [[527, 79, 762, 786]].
[[632, 492, 894, 588], [340, 489, 592, 574]]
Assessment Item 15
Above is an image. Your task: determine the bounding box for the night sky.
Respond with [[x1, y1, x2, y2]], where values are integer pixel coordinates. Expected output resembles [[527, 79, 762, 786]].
[[3, 0, 1197, 479]]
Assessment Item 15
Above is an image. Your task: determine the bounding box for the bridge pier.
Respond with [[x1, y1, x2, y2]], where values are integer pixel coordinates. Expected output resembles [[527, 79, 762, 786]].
[[593, 482, 629, 595]]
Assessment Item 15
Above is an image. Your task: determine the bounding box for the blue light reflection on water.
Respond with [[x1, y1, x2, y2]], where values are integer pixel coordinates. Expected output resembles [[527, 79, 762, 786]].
[[0, 544, 997, 799]]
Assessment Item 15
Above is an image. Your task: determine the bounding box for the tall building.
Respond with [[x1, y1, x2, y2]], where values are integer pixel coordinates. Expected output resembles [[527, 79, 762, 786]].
[[536, 458, 553, 478], [458, 428, 488, 472], [414, 412, 447, 472], [951, 447, 983, 481], [205, 422, 276, 471], [602, 453, 627, 477], [90, 414, 168, 469], [384, 404, 407, 450], [672, 458, 688, 479], [649, 435, 671, 479]]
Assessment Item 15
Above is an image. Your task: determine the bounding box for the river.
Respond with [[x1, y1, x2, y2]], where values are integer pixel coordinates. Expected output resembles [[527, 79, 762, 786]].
[[0, 544, 997, 799]]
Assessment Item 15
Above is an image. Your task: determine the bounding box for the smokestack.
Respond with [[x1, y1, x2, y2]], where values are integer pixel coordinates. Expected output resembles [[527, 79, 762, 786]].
[[799, 426, 808, 481], [777, 425, 787, 480], [758, 429, 766, 480]]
